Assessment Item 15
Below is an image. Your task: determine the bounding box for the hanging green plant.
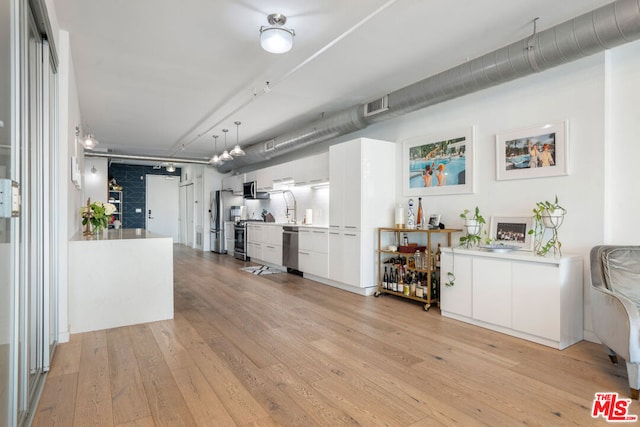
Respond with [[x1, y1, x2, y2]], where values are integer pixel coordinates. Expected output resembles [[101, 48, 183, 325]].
[[528, 195, 566, 256]]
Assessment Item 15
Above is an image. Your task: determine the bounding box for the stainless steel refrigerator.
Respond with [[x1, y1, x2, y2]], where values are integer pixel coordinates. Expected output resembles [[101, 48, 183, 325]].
[[210, 190, 226, 253]]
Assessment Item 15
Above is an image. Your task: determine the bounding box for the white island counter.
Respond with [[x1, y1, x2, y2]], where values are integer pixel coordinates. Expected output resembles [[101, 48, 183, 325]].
[[69, 229, 174, 334]]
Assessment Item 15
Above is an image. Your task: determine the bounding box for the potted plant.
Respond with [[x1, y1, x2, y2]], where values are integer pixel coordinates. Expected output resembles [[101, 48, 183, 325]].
[[528, 195, 566, 256], [459, 206, 486, 248]]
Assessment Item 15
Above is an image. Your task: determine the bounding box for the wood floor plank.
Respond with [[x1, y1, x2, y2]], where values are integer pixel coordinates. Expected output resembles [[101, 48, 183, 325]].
[[47, 333, 82, 379], [32, 373, 78, 426], [169, 312, 271, 425], [72, 331, 114, 426], [35, 245, 640, 425], [106, 327, 152, 425], [129, 323, 197, 426]]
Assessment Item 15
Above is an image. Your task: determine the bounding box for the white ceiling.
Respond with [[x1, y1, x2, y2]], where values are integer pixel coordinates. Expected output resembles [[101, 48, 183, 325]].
[[52, 0, 612, 166]]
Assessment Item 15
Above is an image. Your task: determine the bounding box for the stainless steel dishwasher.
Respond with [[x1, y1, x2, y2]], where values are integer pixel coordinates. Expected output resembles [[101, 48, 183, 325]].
[[282, 225, 299, 273]]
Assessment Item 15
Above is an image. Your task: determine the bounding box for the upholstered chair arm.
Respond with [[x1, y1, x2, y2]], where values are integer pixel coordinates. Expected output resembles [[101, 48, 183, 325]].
[[592, 285, 640, 362]]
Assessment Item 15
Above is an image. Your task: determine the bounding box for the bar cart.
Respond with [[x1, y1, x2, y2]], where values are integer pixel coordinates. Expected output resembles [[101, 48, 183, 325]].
[[375, 227, 460, 311]]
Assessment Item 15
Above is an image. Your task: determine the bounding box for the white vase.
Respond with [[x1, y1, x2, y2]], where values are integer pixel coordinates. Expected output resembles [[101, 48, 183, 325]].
[[542, 208, 565, 228], [464, 219, 480, 235]]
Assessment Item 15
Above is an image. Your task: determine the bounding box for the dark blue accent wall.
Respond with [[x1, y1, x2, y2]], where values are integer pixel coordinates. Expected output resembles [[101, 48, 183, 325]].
[[108, 164, 181, 229]]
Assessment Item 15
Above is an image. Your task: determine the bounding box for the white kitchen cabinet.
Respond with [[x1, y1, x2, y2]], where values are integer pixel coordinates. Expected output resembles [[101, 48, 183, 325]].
[[440, 248, 583, 350], [222, 174, 244, 195], [247, 223, 283, 267], [327, 138, 396, 295], [299, 228, 328, 278], [295, 152, 329, 186]]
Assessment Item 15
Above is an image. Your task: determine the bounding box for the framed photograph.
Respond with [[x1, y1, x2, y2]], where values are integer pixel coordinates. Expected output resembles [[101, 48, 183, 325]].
[[428, 214, 441, 228], [489, 216, 533, 251], [403, 126, 475, 196], [496, 120, 568, 181]]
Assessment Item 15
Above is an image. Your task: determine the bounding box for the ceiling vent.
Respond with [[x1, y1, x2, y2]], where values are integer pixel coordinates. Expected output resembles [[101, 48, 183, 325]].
[[363, 95, 389, 117], [265, 139, 276, 151]]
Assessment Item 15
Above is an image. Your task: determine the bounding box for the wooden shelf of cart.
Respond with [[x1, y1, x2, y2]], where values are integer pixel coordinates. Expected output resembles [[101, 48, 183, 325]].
[[376, 227, 461, 311]]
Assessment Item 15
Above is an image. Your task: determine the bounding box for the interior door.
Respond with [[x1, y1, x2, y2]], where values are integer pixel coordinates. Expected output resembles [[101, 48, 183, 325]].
[[146, 175, 179, 241]]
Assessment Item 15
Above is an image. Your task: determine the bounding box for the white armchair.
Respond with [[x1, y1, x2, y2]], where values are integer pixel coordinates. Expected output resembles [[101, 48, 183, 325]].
[[590, 245, 640, 399]]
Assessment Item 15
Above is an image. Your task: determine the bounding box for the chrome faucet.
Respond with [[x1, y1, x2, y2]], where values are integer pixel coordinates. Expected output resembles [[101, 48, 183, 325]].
[[283, 190, 297, 224]]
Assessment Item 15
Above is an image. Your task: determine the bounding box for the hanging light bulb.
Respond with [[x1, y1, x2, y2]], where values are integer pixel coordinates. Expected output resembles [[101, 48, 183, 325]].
[[230, 121, 246, 156], [220, 129, 233, 161], [210, 135, 222, 165]]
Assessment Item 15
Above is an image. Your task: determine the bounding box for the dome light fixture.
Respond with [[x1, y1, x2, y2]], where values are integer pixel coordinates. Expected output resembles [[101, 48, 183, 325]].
[[230, 121, 246, 156], [166, 163, 176, 173], [260, 13, 295, 54], [220, 129, 233, 162]]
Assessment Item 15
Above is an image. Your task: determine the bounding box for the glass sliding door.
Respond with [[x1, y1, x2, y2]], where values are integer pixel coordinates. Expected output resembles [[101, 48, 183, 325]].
[[1, 0, 16, 425], [0, 0, 58, 424]]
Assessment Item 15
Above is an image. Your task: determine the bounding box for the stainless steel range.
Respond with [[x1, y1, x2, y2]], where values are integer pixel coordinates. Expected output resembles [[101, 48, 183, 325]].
[[234, 219, 263, 261]]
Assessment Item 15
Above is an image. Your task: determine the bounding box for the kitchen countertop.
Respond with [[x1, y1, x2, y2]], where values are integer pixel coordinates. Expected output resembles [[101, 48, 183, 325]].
[[244, 222, 329, 229], [71, 228, 172, 241]]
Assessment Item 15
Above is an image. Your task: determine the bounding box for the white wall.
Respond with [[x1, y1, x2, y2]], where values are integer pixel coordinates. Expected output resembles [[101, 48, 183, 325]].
[[57, 30, 83, 343], [292, 48, 603, 340], [608, 41, 640, 243], [82, 157, 108, 205]]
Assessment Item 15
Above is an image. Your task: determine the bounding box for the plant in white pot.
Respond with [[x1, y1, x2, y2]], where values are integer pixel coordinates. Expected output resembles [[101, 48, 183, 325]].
[[459, 206, 486, 248], [528, 195, 566, 256]]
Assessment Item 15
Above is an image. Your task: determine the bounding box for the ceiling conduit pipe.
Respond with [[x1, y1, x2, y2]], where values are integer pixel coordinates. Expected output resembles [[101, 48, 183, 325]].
[[218, 0, 640, 173]]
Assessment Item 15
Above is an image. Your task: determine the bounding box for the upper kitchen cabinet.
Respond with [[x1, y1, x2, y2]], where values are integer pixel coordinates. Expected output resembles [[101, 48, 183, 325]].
[[294, 152, 329, 186], [329, 138, 396, 230], [222, 174, 244, 195]]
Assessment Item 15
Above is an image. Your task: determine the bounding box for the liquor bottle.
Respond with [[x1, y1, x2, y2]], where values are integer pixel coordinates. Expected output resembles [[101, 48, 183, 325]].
[[417, 197, 424, 229], [435, 243, 441, 268], [410, 273, 417, 296], [414, 250, 422, 271], [391, 267, 398, 292], [383, 267, 389, 290]]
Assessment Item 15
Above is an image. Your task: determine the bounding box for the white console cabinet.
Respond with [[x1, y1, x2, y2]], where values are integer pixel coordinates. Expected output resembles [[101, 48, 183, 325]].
[[440, 248, 583, 350]]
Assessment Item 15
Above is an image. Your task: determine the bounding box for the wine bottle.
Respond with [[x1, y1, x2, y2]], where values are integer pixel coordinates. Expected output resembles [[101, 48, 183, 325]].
[[383, 267, 389, 290], [435, 243, 441, 268]]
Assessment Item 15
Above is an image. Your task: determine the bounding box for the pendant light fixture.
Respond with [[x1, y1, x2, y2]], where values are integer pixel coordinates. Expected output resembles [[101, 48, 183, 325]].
[[211, 135, 222, 165], [220, 129, 233, 162], [230, 121, 246, 156], [260, 13, 295, 54]]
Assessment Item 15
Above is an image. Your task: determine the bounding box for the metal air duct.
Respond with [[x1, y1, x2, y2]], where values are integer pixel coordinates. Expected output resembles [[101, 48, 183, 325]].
[[218, 0, 640, 173]]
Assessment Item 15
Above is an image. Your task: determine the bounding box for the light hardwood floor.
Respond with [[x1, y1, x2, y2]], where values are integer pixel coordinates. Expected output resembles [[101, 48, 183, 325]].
[[33, 245, 636, 426]]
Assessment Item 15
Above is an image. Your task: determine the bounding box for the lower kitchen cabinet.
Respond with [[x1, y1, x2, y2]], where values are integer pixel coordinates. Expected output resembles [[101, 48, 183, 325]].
[[299, 228, 328, 278], [440, 247, 583, 350], [247, 223, 283, 267]]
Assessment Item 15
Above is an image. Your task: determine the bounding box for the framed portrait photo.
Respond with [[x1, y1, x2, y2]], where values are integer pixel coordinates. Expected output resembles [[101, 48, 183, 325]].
[[496, 120, 569, 181], [402, 126, 475, 196], [489, 216, 533, 251]]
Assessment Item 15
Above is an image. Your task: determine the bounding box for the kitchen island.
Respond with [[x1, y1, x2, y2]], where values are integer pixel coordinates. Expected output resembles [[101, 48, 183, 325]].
[[68, 228, 174, 333]]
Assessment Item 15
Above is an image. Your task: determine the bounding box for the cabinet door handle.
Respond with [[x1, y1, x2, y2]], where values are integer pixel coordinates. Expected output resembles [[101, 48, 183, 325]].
[[345, 233, 357, 237], [345, 225, 357, 229], [299, 251, 310, 255]]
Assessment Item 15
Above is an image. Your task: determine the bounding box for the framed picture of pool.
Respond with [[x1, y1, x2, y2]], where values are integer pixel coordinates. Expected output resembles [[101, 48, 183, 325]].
[[402, 126, 475, 196], [496, 120, 569, 181]]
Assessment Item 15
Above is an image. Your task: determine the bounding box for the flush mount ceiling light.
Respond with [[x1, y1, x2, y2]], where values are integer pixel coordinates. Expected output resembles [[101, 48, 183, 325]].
[[230, 121, 246, 156], [166, 163, 176, 173], [220, 129, 233, 162], [260, 13, 295, 54], [211, 135, 222, 165], [75, 125, 99, 149]]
